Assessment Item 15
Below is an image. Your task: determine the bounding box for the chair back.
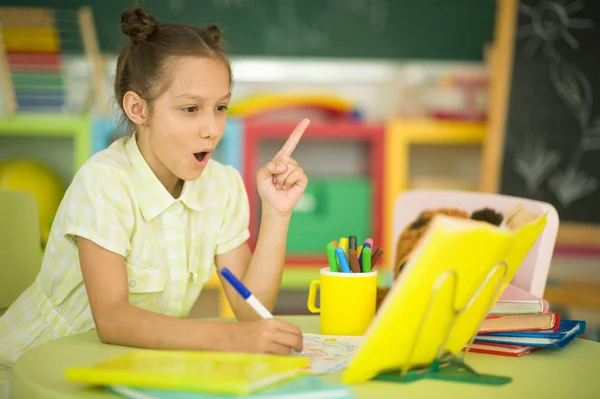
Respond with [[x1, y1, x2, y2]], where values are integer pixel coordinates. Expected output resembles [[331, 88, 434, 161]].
[[0, 189, 42, 311]]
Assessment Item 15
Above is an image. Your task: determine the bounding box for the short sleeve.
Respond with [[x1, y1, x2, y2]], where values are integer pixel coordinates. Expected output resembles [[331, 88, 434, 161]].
[[63, 164, 133, 257], [215, 166, 250, 255]]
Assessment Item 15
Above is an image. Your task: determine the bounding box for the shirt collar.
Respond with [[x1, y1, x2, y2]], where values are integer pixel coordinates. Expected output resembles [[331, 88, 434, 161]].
[[125, 135, 205, 222]]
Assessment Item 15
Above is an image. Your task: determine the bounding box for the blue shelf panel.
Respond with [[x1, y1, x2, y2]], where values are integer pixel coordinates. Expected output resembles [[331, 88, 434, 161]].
[[90, 116, 244, 173]]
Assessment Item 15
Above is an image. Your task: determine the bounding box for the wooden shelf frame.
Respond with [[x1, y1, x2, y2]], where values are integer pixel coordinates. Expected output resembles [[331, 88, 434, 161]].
[[383, 119, 487, 267], [0, 114, 90, 171], [243, 120, 385, 266]]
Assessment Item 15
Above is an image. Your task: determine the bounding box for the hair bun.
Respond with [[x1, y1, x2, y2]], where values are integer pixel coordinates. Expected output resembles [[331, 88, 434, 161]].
[[121, 7, 158, 42], [203, 24, 223, 47]]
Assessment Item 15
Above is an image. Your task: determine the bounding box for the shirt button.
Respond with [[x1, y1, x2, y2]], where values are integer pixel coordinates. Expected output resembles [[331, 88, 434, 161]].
[[129, 280, 137, 288], [173, 202, 183, 212]]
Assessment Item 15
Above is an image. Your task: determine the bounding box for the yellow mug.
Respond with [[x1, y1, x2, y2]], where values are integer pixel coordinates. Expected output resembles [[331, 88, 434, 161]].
[[307, 267, 378, 336]]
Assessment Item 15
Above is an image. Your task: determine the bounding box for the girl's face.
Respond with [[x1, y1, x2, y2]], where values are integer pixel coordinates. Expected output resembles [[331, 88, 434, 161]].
[[137, 56, 231, 195]]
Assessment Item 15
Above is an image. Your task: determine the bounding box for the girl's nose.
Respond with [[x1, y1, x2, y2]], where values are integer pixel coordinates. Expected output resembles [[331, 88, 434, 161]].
[[200, 116, 217, 139]]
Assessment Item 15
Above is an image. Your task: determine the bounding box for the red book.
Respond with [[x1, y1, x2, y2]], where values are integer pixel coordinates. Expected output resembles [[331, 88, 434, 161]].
[[465, 342, 541, 357]]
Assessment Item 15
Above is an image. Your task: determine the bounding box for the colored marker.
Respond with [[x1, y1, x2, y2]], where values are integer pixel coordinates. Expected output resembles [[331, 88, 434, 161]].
[[348, 249, 360, 273], [329, 241, 340, 268], [358, 243, 371, 268], [371, 248, 383, 269], [326, 243, 339, 272], [335, 247, 351, 273], [362, 247, 372, 273], [349, 236, 357, 251], [357, 245, 363, 258], [220, 267, 272, 319], [365, 238, 374, 248], [339, 237, 349, 256]]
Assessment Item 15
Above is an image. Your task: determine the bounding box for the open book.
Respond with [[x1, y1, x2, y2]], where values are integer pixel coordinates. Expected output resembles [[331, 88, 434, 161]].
[[293, 333, 364, 375], [342, 210, 548, 384]]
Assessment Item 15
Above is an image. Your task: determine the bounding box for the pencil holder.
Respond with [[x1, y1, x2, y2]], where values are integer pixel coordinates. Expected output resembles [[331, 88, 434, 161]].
[[307, 267, 378, 336]]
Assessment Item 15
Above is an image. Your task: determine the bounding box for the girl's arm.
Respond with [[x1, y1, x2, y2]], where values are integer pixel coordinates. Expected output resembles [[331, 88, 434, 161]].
[[215, 208, 291, 321], [216, 120, 310, 321], [78, 236, 302, 353]]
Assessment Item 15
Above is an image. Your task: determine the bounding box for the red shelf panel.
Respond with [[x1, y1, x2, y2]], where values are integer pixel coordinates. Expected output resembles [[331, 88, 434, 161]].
[[242, 120, 384, 266]]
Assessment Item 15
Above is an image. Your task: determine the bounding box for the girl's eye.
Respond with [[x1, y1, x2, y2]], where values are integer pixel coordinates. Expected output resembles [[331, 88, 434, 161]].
[[183, 106, 198, 113], [216, 105, 229, 112]]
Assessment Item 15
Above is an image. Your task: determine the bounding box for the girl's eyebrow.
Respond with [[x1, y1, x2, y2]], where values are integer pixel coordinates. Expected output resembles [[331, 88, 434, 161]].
[[174, 92, 231, 101]]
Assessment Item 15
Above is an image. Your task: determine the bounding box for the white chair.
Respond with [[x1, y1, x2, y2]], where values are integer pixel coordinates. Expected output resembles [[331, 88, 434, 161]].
[[392, 189, 559, 298]]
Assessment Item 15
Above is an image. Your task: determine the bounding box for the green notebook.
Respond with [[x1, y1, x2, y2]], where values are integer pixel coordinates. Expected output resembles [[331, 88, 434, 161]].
[[107, 376, 355, 398]]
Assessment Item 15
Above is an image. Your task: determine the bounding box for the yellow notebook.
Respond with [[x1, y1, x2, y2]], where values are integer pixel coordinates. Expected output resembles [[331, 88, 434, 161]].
[[342, 212, 547, 384], [65, 349, 309, 395]]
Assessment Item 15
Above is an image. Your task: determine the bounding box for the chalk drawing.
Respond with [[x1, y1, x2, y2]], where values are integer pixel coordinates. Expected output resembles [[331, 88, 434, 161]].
[[516, 0, 600, 207], [513, 139, 561, 194], [550, 57, 592, 129], [583, 116, 600, 150], [326, 0, 388, 33], [548, 166, 598, 207], [518, 0, 594, 58], [264, 0, 329, 54]]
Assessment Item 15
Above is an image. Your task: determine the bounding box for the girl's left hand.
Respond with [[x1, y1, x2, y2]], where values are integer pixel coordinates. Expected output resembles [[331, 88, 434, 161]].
[[256, 119, 310, 217]]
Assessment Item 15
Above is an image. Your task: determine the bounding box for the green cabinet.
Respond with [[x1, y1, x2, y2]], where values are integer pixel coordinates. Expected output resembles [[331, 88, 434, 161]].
[[286, 178, 372, 254]]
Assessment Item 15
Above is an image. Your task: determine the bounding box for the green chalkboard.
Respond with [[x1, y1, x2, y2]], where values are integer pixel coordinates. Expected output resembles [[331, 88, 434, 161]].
[[499, 0, 600, 225], [4, 0, 496, 60]]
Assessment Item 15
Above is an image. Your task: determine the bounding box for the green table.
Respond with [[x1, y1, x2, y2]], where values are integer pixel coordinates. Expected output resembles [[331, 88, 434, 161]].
[[11, 315, 600, 398]]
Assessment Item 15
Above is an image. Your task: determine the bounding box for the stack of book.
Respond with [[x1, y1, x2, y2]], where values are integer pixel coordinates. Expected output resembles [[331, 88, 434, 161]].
[[65, 349, 356, 399], [467, 284, 586, 357]]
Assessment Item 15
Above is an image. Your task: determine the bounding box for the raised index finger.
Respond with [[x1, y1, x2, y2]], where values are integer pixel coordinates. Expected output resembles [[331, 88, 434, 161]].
[[277, 118, 310, 157]]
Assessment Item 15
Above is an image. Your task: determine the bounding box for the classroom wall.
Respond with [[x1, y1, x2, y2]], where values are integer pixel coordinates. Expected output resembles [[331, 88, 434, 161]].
[[101, 56, 487, 121], [0, 55, 487, 185], [1, 2, 599, 337]]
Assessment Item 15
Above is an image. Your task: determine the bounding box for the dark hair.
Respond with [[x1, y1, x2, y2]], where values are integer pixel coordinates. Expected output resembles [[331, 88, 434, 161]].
[[114, 7, 232, 134], [470, 207, 504, 226]]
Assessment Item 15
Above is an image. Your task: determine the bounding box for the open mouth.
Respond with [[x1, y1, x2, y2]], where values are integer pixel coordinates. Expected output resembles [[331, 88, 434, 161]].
[[193, 149, 212, 166], [194, 151, 209, 162]]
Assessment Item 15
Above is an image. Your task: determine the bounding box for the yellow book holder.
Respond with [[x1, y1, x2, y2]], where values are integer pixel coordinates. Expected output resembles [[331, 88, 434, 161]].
[[342, 215, 546, 385], [342, 213, 548, 386], [373, 261, 512, 386]]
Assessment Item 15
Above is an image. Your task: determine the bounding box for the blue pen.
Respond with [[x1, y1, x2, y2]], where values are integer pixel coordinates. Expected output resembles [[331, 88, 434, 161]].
[[219, 267, 273, 319], [335, 247, 351, 273], [358, 243, 371, 268]]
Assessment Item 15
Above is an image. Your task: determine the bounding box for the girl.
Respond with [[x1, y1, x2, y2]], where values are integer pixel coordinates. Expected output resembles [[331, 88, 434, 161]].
[[0, 7, 308, 395]]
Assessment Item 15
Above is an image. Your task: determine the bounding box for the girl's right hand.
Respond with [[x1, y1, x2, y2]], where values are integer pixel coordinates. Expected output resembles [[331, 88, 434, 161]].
[[234, 318, 304, 355]]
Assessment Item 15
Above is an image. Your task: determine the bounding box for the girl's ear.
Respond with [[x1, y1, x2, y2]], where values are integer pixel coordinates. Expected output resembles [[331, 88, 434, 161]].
[[122, 91, 149, 126]]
